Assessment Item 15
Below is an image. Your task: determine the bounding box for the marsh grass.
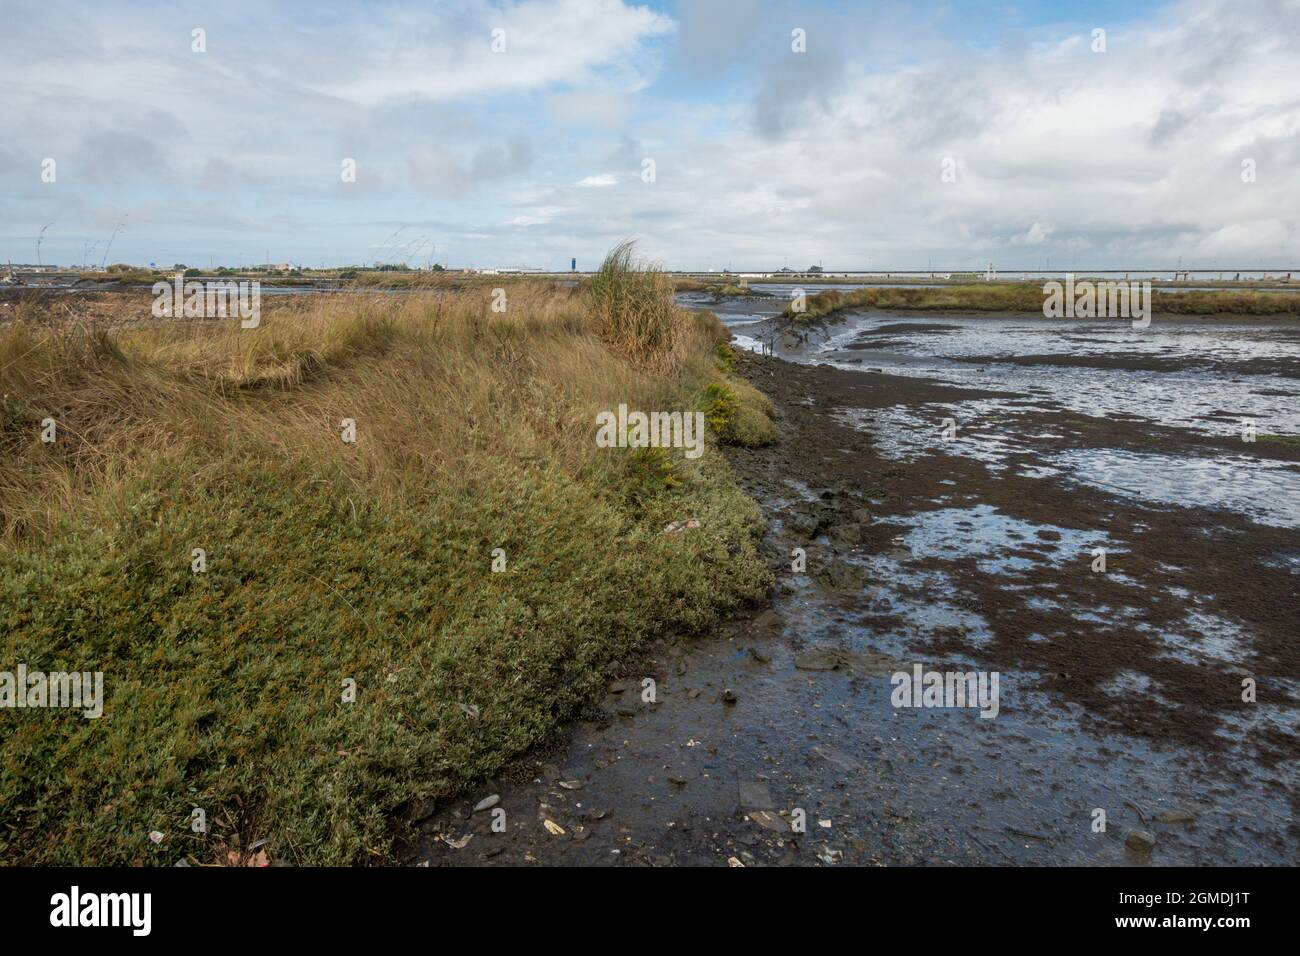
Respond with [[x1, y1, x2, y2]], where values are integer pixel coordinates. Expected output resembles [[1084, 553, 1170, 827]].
[[783, 284, 1300, 321], [588, 241, 696, 372], [0, 264, 773, 865]]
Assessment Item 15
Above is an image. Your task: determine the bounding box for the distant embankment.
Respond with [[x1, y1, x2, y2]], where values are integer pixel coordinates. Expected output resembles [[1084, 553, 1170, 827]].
[[781, 284, 1300, 322]]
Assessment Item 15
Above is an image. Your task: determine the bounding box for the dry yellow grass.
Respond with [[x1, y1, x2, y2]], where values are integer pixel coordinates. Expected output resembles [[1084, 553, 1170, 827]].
[[0, 264, 774, 865]]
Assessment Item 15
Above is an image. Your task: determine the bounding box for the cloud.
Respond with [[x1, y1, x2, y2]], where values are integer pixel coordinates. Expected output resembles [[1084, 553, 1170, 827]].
[[0, 0, 1296, 270], [323, 0, 674, 105], [510, 205, 565, 225]]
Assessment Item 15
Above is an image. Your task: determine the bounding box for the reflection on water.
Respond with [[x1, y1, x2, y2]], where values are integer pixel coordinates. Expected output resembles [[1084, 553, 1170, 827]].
[[709, 307, 1300, 529]]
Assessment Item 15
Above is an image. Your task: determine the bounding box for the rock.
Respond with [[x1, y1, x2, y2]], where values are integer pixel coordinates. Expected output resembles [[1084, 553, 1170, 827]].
[[794, 648, 842, 671], [739, 781, 774, 810], [749, 810, 790, 833], [721, 688, 737, 704], [667, 775, 689, 787], [615, 705, 636, 717], [558, 780, 582, 791], [473, 794, 500, 813], [751, 609, 784, 635], [795, 647, 898, 675], [827, 522, 863, 550], [410, 799, 438, 823], [812, 745, 862, 773], [1125, 829, 1156, 852], [785, 511, 820, 538], [1153, 809, 1196, 824], [813, 560, 867, 592]]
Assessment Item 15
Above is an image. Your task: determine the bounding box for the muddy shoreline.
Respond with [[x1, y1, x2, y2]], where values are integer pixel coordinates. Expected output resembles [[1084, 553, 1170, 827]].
[[406, 341, 1299, 867]]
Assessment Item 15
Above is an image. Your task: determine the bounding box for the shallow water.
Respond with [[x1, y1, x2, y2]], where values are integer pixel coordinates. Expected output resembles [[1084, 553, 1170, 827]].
[[718, 307, 1300, 529]]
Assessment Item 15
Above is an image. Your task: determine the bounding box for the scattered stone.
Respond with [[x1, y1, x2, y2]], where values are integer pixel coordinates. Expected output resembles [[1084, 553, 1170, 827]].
[[795, 647, 898, 675], [474, 794, 500, 813], [812, 560, 868, 592], [1153, 809, 1196, 824], [543, 819, 567, 836], [812, 745, 862, 773], [662, 519, 701, 535], [739, 781, 774, 810], [794, 648, 842, 671], [667, 775, 689, 787], [784, 510, 820, 538], [827, 522, 863, 550], [1125, 829, 1156, 852], [721, 688, 737, 704], [615, 705, 637, 717], [558, 780, 582, 791], [816, 847, 843, 865], [749, 810, 790, 833], [727, 856, 745, 867]]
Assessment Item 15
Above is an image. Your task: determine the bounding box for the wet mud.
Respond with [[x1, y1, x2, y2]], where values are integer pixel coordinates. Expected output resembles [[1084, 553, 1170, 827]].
[[409, 311, 1299, 868]]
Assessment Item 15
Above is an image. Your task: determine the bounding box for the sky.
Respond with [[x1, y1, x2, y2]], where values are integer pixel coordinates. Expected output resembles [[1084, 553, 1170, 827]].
[[2, 0, 1298, 271]]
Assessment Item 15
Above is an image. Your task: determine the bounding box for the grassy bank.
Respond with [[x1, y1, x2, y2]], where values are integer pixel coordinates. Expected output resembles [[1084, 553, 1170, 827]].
[[782, 284, 1300, 321], [0, 247, 773, 865]]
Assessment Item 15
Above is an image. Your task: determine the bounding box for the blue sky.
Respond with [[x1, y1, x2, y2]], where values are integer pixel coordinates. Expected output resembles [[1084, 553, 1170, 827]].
[[2, 0, 1297, 270]]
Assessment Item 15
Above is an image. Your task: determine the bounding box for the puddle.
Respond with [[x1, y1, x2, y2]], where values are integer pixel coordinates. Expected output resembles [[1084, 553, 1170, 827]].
[[1050, 448, 1300, 529], [831, 404, 1300, 529]]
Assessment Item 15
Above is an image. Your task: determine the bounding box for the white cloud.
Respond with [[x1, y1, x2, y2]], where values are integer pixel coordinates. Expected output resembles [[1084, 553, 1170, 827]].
[[324, 0, 674, 105], [2, 0, 1297, 269]]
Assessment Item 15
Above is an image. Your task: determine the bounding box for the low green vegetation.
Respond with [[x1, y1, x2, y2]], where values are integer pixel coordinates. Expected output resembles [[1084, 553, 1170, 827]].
[[0, 245, 774, 866]]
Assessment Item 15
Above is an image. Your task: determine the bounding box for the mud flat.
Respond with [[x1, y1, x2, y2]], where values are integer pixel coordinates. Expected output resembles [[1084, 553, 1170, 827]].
[[410, 313, 1299, 867]]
